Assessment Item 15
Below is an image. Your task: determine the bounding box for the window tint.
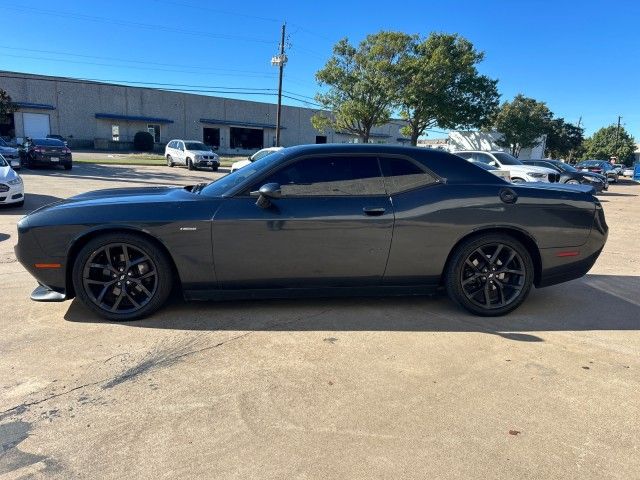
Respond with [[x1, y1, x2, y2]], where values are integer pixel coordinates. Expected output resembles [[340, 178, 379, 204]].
[[380, 157, 438, 194], [455, 152, 472, 160], [253, 156, 385, 196]]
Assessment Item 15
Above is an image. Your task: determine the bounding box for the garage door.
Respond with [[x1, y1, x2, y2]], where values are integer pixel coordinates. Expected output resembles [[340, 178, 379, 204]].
[[23, 113, 51, 138]]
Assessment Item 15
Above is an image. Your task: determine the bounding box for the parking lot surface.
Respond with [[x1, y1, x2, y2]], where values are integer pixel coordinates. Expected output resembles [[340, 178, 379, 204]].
[[1, 164, 639, 479]]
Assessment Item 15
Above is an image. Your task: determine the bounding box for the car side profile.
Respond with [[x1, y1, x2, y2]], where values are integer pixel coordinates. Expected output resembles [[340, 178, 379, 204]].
[[230, 146, 284, 173], [165, 140, 220, 171], [575, 160, 619, 183], [521, 159, 607, 192], [15, 144, 607, 321], [454, 151, 560, 183]]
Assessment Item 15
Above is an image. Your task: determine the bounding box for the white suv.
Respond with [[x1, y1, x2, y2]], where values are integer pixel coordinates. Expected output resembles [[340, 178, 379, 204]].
[[455, 151, 560, 183], [165, 140, 220, 171]]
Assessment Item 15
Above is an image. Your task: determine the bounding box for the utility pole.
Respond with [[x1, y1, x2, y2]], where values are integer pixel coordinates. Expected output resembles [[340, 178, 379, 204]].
[[271, 23, 287, 147], [614, 115, 622, 159]]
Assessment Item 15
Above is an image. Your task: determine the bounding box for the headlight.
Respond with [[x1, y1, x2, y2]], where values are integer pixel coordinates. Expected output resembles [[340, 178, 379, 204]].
[[527, 172, 546, 178], [195, 154, 202, 160], [8, 177, 22, 185]]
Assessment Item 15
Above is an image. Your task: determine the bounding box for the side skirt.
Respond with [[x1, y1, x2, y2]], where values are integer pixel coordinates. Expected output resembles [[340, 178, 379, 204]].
[[184, 284, 441, 302]]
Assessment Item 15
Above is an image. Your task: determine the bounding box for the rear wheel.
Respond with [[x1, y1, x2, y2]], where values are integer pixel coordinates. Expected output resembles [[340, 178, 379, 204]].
[[72, 233, 173, 321], [445, 233, 534, 316], [64, 163, 72, 171]]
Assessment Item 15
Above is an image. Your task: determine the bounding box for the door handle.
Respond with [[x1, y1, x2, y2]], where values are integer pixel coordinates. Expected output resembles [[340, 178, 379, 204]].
[[363, 207, 386, 216]]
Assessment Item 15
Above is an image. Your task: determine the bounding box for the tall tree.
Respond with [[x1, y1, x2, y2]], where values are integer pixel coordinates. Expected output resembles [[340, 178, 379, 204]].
[[0, 88, 15, 123], [397, 33, 499, 146], [493, 94, 552, 157], [312, 32, 413, 143], [544, 118, 584, 161], [582, 124, 636, 165]]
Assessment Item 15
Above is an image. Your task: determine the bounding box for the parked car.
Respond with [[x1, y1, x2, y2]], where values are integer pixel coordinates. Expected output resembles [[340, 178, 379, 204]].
[[454, 151, 560, 183], [467, 160, 511, 182], [611, 163, 625, 175], [622, 166, 634, 177], [0, 138, 21, 169], [165, 140, 220, 171], [46, 134, 68, 147], [21, 138, 72, 170], [231, 146, 284, 173], [575, 160, 619, 183], [15, 144, 607, 321], [0, 154, 24, 207], [521, 159, 607, 192]]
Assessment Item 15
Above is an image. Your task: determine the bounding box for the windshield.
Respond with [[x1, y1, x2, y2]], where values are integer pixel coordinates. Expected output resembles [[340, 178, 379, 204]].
[[0, 155, 7, 166], [33, 138, 65, 146], [493, 152, 522, 165], [201, 151, 284, 196], [184, 142, 210, 151]]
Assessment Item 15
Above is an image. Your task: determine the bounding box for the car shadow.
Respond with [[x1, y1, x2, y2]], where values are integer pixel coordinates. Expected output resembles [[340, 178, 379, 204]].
[[63, 274, 640, 342], [19, 164, 223, 186], [0, 193, 63, 215]]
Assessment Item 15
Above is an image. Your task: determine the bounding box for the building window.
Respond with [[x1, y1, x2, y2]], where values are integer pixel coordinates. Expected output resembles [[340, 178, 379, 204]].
[[203, 127, 220, 148], [230, 127, 263, 150], [315, 135, 327, 144], [111, 125, 120, 142], [147, 124, 160, 143]]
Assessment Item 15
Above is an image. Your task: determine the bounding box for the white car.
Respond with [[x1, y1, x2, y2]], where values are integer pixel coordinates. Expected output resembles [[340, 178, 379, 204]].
[[455, 151, 560, 183], [0, 154, 24, 207], [468, 160, 511, 182], [165, 140, 220, 171], [230, 147, 284, 173], [622, 166, 634, 177], [0, 138, 21, 170]]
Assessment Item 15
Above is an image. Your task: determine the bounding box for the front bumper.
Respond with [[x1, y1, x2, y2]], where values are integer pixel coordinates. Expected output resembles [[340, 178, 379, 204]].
[[0, 183, 24, 204], [196, 158, 220, 168]]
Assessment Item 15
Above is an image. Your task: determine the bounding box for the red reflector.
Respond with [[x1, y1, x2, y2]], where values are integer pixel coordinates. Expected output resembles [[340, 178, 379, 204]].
[[34, 263, 62, 269], [556, 251, 580, 258]]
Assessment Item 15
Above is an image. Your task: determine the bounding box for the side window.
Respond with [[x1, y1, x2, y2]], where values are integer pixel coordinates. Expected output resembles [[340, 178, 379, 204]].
[[178, 142, 184, 151], [475, 153, 496, 166], [456, 152, 472, 160], [380, 157, 438, 194], [252, 156, 385, 196]]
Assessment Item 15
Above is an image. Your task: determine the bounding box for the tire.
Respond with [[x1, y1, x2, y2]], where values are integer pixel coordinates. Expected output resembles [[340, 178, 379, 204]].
[[566, 179, 579, 184], [72, 233, 174, 321], [511, 177, 526, 183], [187, 158, 194, 170], [212, 166, 218, 171], [64, 163, 72, 171], [166, 155, 174, 167], [445, 233, 534, 316]]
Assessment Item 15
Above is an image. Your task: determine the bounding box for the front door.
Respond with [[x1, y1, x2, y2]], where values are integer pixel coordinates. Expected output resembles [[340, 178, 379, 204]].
[[212, 155, 394, 288]]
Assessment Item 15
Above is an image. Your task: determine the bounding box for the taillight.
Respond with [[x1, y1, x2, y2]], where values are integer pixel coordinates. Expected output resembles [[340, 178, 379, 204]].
[[33, 146, 44, 153], [63, 147, 71, 154]]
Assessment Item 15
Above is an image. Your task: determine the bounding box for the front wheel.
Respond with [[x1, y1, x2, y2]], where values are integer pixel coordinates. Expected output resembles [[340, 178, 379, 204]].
[[72, 233, 174, 321], [166, 155, 174, 167], [445, 233, 534, 316], [187, 158, 194, 170]]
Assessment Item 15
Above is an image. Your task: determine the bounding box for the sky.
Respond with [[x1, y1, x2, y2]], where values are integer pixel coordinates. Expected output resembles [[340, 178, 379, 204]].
[[1, 0, 639, 139]]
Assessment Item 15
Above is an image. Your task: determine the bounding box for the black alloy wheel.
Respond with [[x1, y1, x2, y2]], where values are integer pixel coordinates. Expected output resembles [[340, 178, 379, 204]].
[[446, 234, 533, 316], [73, 234, 173, 321]]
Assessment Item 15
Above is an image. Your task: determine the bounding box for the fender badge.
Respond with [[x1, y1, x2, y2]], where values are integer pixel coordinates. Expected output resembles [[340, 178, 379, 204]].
[[180, 227, 197, 231]]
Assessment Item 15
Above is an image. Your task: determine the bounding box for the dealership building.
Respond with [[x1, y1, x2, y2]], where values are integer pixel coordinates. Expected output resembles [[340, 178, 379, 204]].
[[0, 71, 410, 154]]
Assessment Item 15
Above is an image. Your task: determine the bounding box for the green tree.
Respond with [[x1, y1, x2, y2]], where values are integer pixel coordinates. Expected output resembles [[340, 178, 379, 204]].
[[544, 118, 584, 161], [582, 124, 636, 165], [0, 88, 16, 123], [397, 33, 499, 146], [312, 31, 413, 143], [492, 94, 552, 157]]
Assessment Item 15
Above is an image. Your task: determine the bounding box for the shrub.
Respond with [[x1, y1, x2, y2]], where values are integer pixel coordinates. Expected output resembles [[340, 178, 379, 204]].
[[133, 131, 154, 151]]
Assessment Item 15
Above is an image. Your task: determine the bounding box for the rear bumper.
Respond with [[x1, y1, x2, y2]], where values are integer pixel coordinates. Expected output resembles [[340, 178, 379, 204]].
[[30, 153, 72, 166], [537, 205, 608, 288]]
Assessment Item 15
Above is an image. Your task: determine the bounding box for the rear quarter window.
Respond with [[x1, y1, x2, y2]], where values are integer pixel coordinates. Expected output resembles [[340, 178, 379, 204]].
[[380, 157, 439, 194]]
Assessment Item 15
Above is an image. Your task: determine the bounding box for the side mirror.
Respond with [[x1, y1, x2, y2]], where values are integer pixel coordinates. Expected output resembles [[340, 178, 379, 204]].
[[250, 183, 281, 208]]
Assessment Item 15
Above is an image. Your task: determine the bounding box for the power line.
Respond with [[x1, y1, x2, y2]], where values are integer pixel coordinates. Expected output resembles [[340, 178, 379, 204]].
[[0, 45, 277, 77], [0, 4, 273, 44]]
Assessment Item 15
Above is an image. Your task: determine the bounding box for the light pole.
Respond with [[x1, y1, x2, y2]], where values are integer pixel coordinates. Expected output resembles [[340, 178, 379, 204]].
[[271, 23, 287, 147]]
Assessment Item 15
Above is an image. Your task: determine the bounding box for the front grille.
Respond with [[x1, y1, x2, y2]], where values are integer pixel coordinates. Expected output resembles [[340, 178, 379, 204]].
[[0, 184, 9, 192]]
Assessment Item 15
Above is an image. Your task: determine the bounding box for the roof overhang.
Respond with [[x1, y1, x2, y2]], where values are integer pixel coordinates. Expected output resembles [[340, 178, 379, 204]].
[[95, 113, 174, 123], [13, 102, 55, 110], [199, 118, 284, 130]]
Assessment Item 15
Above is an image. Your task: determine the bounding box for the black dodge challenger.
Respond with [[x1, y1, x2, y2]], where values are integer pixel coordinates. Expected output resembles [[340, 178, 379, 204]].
[[15, 144, 608, 321]]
